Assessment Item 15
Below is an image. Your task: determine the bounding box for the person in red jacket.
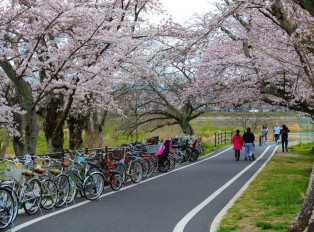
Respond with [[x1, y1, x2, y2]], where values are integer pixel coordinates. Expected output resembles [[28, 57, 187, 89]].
[[232, 129, 243, 161]]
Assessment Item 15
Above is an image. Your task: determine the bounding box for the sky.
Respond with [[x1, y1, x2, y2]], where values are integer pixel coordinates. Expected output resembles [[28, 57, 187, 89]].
[[157, 0, 218, 23]]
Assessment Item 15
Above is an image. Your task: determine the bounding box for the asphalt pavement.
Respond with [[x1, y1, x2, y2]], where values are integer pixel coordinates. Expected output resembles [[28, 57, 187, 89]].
[[10, 143, 277, 232]]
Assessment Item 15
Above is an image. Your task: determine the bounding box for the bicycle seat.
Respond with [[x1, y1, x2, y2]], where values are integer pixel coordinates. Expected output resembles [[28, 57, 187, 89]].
[[88, 161, 97, 167], [22, 170, 33, 176], [34, 168, 45, 174], [127, 156, 138, 160], [61, 162, 69, 167], [50, 169, 61, 175]]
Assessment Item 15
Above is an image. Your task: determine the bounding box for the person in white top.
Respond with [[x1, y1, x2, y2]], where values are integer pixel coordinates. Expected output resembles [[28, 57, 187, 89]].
[[273, 123, 281, 145]]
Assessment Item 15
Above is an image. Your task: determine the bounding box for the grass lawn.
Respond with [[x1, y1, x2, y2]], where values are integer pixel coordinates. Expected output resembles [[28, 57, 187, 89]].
[[217, 142, 314, 232]]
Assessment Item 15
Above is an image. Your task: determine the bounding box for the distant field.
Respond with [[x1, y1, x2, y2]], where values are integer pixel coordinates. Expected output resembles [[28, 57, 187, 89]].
[[197, 112, 299, 128]]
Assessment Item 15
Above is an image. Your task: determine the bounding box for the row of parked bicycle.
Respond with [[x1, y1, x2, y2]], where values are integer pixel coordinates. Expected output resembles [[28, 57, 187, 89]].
[[0, 135, 204, 229]]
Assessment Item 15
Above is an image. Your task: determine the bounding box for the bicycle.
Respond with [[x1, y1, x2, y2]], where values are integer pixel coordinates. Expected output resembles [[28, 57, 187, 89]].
[[65, 156, 105, 201], [4, 156, 42, 215], [87, 152, 123, 191], [34, 156, 69, 208], [121, 152, 143, 183], [259, 134, 266, 146], [0, 180, 15, 229]]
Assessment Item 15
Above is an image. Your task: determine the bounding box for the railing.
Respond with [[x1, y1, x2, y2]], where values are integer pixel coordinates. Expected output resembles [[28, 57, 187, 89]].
[[215, 131, 234, 147], [214, 130, 313, 149], [299, 132, 314, 142]]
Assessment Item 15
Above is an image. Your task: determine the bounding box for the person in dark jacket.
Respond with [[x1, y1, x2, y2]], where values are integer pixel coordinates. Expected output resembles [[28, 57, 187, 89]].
[[243, 127, 255, 161], [280, 125, 290, 152]]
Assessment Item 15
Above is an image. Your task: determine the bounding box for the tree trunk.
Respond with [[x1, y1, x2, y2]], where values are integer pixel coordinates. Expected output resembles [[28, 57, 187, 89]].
[[25, 109, 39, 154], [15, 80, 38, 155], [180, 118, 194, 135], [92, 110, 107, 147], [68, 115, 85, 150], [0, 134, 11, 158], [44, 94, 64, 152], [0, 61, 38, 155], [12, 111, 25, 156], [289, 163, 314, 232], [85, 114, 92, 148]]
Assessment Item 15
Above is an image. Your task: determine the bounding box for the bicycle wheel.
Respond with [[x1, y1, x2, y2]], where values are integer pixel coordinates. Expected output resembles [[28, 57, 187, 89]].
[[2, 185, 18, 222], [0, 187, 14, 229], [168, 155, 176, 171], [151, 154, 158, 172], [175, 150, 184, 164], [83, 172, 104, 201], [188, 151, 195, 162], [66, 173, 77, 204], [23, 178, 42, 215], [55, 175, 70, 208], [182, 150, 189, 162], [130, 161, 143, 183], [115, 164, 126, 183], [158, 159, 170, 172], [146, 157, 155, 178], [140, 158, 149, 179], [110, 172, 123, 191], [40, 179, 57, 210], [193, 150, 200, 162], [199, 144, 205, 155]]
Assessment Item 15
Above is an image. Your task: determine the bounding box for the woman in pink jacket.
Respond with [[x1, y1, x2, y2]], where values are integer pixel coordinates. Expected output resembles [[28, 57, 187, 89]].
[[232, 129, 243, 161]]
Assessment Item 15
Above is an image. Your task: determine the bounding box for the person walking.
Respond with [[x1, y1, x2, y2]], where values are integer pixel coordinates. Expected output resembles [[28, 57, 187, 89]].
[[273, 123, 281, 145], [261, 124, 268, 141], [232, 129, 243, 161], [260, 124, 268, 145], [281, 125, 290, 152], [243, 127, 255, 161]]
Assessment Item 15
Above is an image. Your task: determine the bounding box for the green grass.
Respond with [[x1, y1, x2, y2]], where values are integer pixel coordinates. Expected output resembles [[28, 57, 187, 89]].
[[218, 142, 314, 232], [203, 112, 298, 116], [191, 121, 237, 142], [3, 131, 71, 155], [217, 225, 240, 232], [256, 222, 291, 230]]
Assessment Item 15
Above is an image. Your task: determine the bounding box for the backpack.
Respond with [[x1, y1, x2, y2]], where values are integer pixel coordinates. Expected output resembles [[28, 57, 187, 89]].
[[281, 129, 288, 138]]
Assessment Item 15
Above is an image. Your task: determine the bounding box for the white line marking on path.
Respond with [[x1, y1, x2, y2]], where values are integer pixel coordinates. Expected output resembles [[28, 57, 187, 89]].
[[173, 146, 271, 232], [210, 145, 278, 232], [11, 147, 232, 232]]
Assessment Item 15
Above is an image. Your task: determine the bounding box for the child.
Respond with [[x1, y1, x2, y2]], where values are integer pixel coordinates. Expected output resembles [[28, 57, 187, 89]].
[[232, 129, 243, 161]]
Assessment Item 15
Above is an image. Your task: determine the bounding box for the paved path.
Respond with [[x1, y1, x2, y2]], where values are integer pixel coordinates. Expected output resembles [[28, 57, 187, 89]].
[[10, 144, 277, 232]]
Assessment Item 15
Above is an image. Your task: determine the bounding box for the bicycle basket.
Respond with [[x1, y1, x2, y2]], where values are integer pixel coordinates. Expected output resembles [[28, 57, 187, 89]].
[[74, 157, 86, 163], [146, 144, 162, 154], [5, 165, 27, 182]]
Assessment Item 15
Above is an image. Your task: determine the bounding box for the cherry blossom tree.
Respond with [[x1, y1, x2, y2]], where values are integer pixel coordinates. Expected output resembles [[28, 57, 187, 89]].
[[189, 0, 313, 119], [188, 0, 313, 230], [117, 28, 211, 136], [0, 0, 164, 153]]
